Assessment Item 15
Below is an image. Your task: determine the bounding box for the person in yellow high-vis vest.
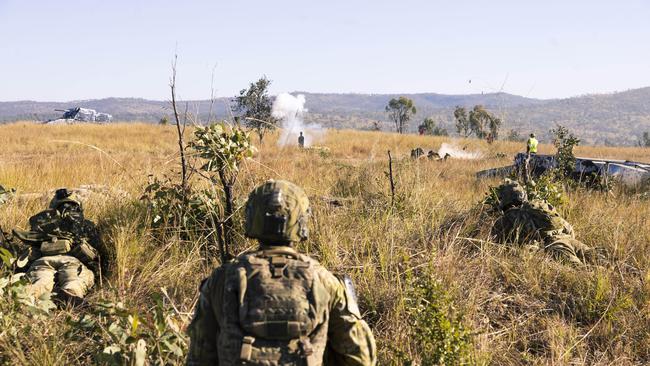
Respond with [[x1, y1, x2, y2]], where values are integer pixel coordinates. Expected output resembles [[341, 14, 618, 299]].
[[526, 133, 538, 154]]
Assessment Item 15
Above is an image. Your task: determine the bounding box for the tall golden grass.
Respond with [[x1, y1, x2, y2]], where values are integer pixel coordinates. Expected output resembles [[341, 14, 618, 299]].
[[1, 121, 649, 365]]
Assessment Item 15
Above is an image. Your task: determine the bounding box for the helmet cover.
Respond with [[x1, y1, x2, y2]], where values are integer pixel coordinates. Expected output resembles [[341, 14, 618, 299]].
[[48, 188, 82, 213], [496, 179, 527, 210], [244, 180, 310, 244]]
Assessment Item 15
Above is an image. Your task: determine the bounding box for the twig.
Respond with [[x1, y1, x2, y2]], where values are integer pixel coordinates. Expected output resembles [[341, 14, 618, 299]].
[[208, 62, 218, 124], [169, 53, 188, 198], [387, 150, 395, 207], [160, 287, 184, 318], [243, 117, 279, 129]]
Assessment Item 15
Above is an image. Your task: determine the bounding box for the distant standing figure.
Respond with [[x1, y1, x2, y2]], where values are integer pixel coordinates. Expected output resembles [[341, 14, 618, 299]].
[[298, 131, 305, 148], [524, 133, 539, 182], [526, 133, 538, 155]]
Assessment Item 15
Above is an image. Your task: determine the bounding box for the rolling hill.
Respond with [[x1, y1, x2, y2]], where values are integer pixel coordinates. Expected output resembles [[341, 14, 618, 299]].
[[2, 87, 650, 145]]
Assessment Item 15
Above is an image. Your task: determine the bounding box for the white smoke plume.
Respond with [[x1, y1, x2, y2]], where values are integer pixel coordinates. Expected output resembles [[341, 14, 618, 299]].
[[437, 143, 483, 159], [272, 93, 323, 147]]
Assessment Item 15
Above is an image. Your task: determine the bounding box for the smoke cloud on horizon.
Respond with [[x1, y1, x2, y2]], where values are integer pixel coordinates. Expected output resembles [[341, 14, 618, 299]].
[[438, 142, 483, 159], [272, 93, 324, 147]]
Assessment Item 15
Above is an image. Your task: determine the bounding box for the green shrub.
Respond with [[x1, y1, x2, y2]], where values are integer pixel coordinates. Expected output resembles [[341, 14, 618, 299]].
[[525, 174, 568, 208], [550, 125, 580, 181], [68, 290, 188, 365], [404, 271, 472, 365]]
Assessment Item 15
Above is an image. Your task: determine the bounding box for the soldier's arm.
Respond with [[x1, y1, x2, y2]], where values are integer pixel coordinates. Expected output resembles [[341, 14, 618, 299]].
[[186, 267, 225, 366], [324, 273, 377, 366]]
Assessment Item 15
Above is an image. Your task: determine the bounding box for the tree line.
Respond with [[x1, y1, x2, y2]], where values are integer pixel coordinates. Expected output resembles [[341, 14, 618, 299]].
[[383, 96, 650, 147], [385, 96, 502, 141], [175, 76, 650, 148]]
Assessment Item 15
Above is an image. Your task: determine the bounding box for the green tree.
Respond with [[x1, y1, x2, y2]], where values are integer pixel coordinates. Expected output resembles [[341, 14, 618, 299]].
[[385, 97, 416, 134], [419, 117, 448, 136], [469, 105, 501, 140], [232, 76, 277, 144], [551, 125, 580, 179], [454, 106, 471, 137], [191, 123, 255, 260]]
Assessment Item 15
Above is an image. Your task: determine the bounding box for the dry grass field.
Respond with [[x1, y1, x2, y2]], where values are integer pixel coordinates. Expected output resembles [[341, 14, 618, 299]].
[[1, 122, 649, 365]]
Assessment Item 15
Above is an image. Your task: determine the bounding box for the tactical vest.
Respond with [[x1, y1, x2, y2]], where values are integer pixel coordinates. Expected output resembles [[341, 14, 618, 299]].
[[29, 209, 63, 234], [14, 209, 98, 265], [220, 248, 328, 365], [522, 201, 574, 239], [527, 137, 538, 153]]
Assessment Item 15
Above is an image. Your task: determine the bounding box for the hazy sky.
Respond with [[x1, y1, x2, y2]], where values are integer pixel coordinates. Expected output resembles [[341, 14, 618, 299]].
[[1, 0, 648, 101]]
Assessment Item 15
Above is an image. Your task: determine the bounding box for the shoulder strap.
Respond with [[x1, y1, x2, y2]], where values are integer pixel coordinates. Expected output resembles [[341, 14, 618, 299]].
[[258, 246, 301, 260]]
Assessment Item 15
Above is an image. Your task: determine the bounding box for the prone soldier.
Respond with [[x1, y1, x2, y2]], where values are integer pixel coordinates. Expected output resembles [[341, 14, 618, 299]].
[[9, 188, 100, 302], [490, 179, 595, 265]]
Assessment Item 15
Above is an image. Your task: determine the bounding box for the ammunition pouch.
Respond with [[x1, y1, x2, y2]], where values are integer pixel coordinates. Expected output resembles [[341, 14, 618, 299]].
[[69, 240, 98, 265], [40, 238, 71, 256]]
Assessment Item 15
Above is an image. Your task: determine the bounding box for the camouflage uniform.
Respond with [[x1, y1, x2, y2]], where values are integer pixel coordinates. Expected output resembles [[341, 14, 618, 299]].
[[491, 179, 594, 265], [12, 189, 99, 300], [411, 147, 425, 159], [187, 180, 377, 366]]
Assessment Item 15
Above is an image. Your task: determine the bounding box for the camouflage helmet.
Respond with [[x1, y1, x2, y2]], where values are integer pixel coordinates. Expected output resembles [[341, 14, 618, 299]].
[[496, 179, 527, 210], [48, 188, 82, 212], [245, 180, 310, 244]]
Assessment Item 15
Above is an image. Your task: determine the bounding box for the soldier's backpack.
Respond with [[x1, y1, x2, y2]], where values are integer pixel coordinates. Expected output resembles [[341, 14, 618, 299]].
[[28, 209, 63, 235], [522, 200, 574, 239], [221, 248, 328, 365], [12, 209, 64, 246]]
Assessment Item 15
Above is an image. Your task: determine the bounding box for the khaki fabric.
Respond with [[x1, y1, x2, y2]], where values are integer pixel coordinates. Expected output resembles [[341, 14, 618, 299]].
[[186, 245, 376, 366], [26, 255, 95, 299], [494, 200, 574, 243], [546, 236, 596, 265]]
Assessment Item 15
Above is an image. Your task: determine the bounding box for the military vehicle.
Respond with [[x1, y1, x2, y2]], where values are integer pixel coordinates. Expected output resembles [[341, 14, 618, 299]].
[[477, 153, 650, 189], [45, 107, 112, 124]]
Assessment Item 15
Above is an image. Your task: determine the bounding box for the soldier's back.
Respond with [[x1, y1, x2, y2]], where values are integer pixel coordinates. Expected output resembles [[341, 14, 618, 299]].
[[521, 200, 574, 239], [188, 246, 376, 366]]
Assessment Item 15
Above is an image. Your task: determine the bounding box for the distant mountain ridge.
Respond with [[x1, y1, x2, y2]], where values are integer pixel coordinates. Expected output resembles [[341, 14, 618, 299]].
[[2, 88, 650, 145]]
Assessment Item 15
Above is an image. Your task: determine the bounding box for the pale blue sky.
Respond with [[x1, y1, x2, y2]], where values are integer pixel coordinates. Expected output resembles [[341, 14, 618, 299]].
[[1, 0, 648, 101]]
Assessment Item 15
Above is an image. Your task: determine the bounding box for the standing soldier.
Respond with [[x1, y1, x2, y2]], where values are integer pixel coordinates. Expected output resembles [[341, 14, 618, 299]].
[[298, 131, 305, 148], [187, 180, 376, 366], [526, 133, 538, 155], [524, 133, 539, 181]]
